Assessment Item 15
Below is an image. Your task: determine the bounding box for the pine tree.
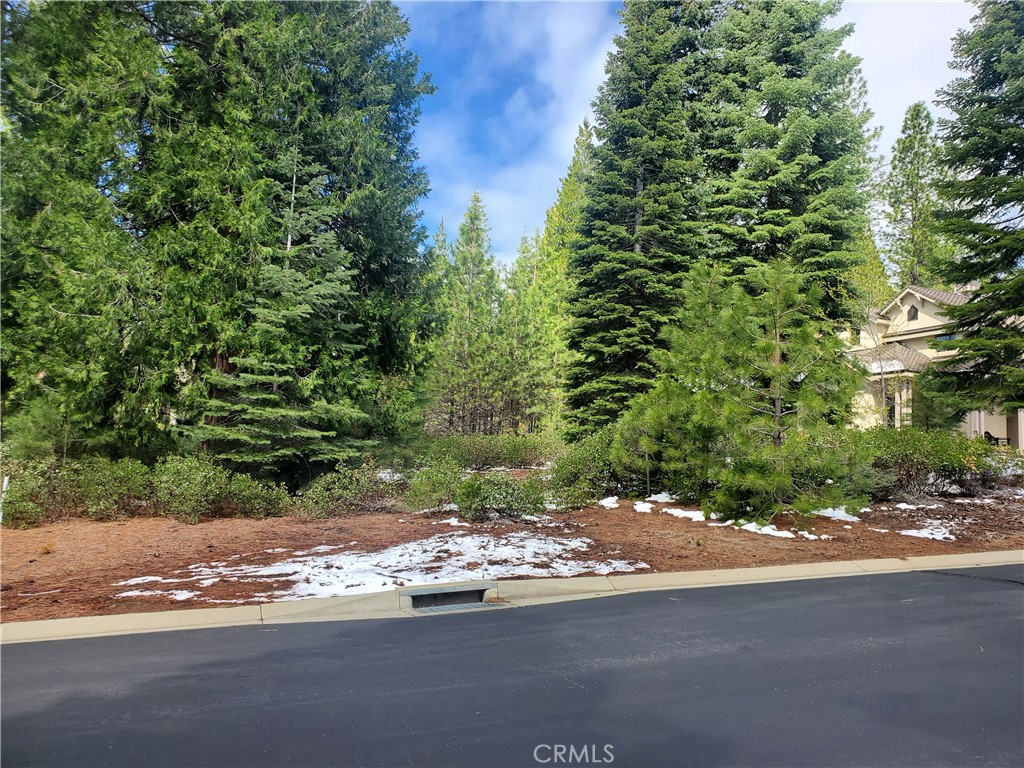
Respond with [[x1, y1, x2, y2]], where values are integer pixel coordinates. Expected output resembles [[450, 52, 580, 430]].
[[928, 0, 1024, 410], [564, 0, 718, 438], [883, 102, 952, 288], [707, 0, 871, 322], [617, 261, 861, 514], [496, 235, 561, 433], [424, 192, 504, 434]]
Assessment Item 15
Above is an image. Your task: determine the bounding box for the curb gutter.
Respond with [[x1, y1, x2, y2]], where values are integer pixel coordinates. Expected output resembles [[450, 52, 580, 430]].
[[2, 549, 1020, 644]]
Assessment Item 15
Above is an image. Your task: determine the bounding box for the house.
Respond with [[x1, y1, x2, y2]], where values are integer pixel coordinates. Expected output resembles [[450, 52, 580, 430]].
[[845, 284, 1021, 448]]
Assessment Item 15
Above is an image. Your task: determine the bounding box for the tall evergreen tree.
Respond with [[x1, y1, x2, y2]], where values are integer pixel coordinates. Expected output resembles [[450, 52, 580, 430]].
[[1, 1, 170, 457], [564, 0, 718, 437], [883, 102, 952, 287], [928, 0, 1024, 410], [1, 1, 434, 478], [424, 192, 504, 434], [707, 0, 872, 321]]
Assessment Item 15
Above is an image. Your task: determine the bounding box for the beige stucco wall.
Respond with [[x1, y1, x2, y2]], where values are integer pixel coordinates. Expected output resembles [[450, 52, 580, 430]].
[[851, 390, 881, 429]]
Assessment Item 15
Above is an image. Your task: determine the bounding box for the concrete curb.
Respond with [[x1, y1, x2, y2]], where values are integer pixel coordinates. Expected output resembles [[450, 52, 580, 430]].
[[2, 549, 1020, 644]]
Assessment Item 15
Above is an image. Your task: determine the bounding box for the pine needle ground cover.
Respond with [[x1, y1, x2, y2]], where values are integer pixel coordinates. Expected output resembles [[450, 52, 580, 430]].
[[3, 483, 1021, 623]]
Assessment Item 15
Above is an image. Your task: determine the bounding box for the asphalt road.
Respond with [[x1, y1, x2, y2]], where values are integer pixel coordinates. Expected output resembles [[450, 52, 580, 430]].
[[3, 565, 1022, 768]]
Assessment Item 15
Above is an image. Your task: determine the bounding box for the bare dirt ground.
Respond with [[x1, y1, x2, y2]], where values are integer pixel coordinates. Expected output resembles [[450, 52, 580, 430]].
[[3, 488, 1022, 623]]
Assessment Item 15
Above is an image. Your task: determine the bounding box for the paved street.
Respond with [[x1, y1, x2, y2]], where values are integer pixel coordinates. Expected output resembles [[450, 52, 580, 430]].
[[3, 565, 1022, 767]]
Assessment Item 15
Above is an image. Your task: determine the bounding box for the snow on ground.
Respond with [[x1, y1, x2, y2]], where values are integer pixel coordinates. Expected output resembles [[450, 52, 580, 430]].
[[633, 502, 655, 513], [739, 522, 796, 539], [953, 498, 996, 505], [434, 517, 470, 527], [114, 532, 649, 603], [646, 492, 676, 503], [899, 521, 956, 541], [895, 502, 943, 510], [598, 496, 620, 508], [376, 469, 405, 483], [662, 506, 828, 540], [813, 507, 860, 522], [664, 508, 706, 522]]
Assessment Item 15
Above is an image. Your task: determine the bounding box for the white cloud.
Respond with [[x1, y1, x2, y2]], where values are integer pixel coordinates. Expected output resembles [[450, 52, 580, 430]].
[[407, 1, 619, 264], [836, 0, 975, 158]]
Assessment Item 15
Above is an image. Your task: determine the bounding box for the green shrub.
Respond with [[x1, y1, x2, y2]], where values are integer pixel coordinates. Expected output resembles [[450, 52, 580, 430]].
[[297, 457, 401, 517], [1, 455, 57, 528], [429, 434, 563, 470], [60, 458, 152, 520], [549, 428, 618, 508], [405, 456, 465, 511], [227, 474, 290, 518], [454, 473, 546, 522], [152, 454, 231, 524], [866, 427, 1002, 498]]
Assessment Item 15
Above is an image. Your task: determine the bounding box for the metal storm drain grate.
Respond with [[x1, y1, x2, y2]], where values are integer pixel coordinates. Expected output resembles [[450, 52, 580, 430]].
[[401, 583, 503, 614]]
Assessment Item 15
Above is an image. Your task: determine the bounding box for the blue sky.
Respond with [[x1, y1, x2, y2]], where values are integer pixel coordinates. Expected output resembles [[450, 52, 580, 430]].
[[397, 0, 976, 264]]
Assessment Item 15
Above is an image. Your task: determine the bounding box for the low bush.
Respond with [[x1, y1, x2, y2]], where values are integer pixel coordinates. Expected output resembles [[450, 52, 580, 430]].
[[454, 473, 546, 522], [866, 427, 1003, 498], [152, 454, 231, 524], [549, 428, 618, 508], [0, 455, 57, 528], [226, 474, 290, 518], [297, 457, 404, 518], [429, 434, 563, 470], [405, 456, 465, 511], [60, 457, 152, 520]]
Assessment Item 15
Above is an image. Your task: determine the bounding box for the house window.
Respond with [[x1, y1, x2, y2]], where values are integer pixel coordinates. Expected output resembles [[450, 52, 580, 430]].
[[936, 333, 955, 341], [907, 305, 919, 321]]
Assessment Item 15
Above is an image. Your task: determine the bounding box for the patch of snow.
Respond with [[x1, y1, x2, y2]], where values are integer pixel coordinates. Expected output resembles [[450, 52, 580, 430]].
[[294, 544, 344, 556], [264, 548, 287, 554], [376, 469, 404, 483], [114, 532, 649, 602], [664, 508, 706, 522], [738, 522, 796, 539], [900, 521, 956, 541], [543, 502, 560, 511], [707, 521, 733, 527], [598, 496, 619, 509], [118, 576, 166, 586], [869, 528, 890, 533], [434, 516, 470, 527], [646, 492, 676, 503], [813, 507, 860, 522], [797, 531, 820, 540], [895, 502, 943, 510], [843, 525, 852, 530], [953, 498, 996, 505], [633, 502, 654, 513]]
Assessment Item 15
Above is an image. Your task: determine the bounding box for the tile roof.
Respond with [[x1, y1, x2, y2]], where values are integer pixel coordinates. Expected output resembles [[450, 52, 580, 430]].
[[850, 343, 932, 374], [879, 285, 971, 317], [907, 285, 971, 306]]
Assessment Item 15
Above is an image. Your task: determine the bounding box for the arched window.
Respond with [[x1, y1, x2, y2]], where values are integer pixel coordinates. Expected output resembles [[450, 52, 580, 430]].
[[907, 305, 919, 321]]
